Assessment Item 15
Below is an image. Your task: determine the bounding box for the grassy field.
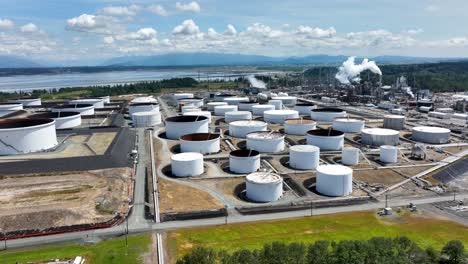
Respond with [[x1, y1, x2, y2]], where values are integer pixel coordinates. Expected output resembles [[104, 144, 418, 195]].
[[0, 233, 151, 264], [168, 211, 468, 260]]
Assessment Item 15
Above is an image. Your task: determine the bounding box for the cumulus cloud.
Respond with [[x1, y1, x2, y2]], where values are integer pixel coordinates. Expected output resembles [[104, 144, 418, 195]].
[[172, 19, 200, 35], [246, 23, 284, 38], [225, 24, 237, 36], [296, 26, 336, 38], [126, 27, 157, 41], [100, 5, 140, 16], [67, 14, 100, 31], [20, 23, 39, 33], [103, 36, 114, 44], [175, 1, 201, 13], [66, 14, 120, 34], [148, 4, 168, 16], [0, 19, 14, 30]]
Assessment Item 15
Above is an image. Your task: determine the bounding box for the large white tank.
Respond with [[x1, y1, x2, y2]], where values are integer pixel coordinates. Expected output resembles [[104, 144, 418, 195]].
[[183, 111, 212, 123], [207, 102, 227, 111], [306, 129, 344, 151], [214, 93, 235, 102], [29, 112, 82, 129], [412, 126, 450, 144], [132, 111, 162, 127], [172, 93, 194, 101], [311, 108, 347, 122], [229, 120, 268, 138], [0, 118, 58, 155], [252, 104, 275, 115], [99, 96, 111, 104], [263, 110, 299, 124], [69, 98, 105, 109], [268, 100, 283, 110], [238, 102, 259, 111], [225, 111, 252, 123], [284, 118, 317, 135], [52, 104, 95, 116], [165, 115, 209, 140], [0, 102, 23, 111], [332, 118, 365, 133], [289, 145, 319, 170], [294, 103, 316, 115], [179, 133, 220, 154], [128, 102, 160, 115], [271, 96, 297, 106], [177, 98, 204, 108], [342, 147, 360, 165], [316, 165, 353, 197], [380, 145, 398, 163], [246, 131, 285, 153], [181, 106, 201, 113], [131, 96, 157, 103], [245, 171, 283, 202], [383, 115, 406, 130], [361, 128, 400, 146], [224, 97, 249, 105], [9, 98, 41, 107], [214, 105, 238, 116], [229, 149, 261, 174], [171, 152, 204, 177]]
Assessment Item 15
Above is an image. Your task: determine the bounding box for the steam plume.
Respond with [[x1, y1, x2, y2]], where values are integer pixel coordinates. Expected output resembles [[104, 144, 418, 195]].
[[335, 56, 382, 84], [247, 75, 266, 89]]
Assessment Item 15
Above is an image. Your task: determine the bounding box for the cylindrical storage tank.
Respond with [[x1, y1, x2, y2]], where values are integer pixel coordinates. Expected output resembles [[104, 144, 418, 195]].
[[69, 99, 105, 109], [99, 96, 110, 104], [28, 112, 81, 129], [9, 98, 41, 107], [52, 104, 95, 116], [380, 145, 398, 163], [361, 128, 400, 146], [316, 165, 353, 197], [128, 102, 160, 115], [224, 97, 249, 105], [214, 93, 235, 102], [238, 102, 259, 111], [412, 126, 450, 144], [225, 111, 252, 123], [306, 129, 344, 151], [271, 96, 297, 106], [252, 104, 275, 115], [332, 117, 365, 133], [0, 118, 58, 155], [181, 106, 201, 113], [131, 96, 157, 103], [229, 120, 268, 138], [0, 102, 23, 111], [214, 105, 237, 116], [383, 115, 406, 130], [165, 115, 209, 140], [183, 111, 212, 123], [342, 147, 360, 166], [263, 110, 299, 124], [268, 100, 283, 110], [179, 133, 220, 154], [289, 145, 320, 170], [177, 98, 204, 108], [246, 131, 285, 153], [311, 108, 347, 122], [173, 93, 194, 101], [245, 172, 283, 202], [229, 149, 261, 174], [170, 152, 204, 177], [207, 102, 227, 111], [284, 118, 317, 136], [294, 103, 316, 115], [132, 111, 162, 127]]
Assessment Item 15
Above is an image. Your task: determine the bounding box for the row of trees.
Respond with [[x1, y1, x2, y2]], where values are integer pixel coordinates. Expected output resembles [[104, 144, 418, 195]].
[[177, 238, 466, 264]]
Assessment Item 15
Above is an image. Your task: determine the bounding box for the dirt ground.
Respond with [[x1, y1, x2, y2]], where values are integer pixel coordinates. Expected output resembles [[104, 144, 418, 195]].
[[0, 167, 131, 232], [353, 168, 407, 186]]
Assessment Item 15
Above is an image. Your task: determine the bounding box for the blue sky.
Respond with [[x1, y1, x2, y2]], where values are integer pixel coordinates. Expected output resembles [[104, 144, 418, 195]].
[[1, 0, 468, 65]]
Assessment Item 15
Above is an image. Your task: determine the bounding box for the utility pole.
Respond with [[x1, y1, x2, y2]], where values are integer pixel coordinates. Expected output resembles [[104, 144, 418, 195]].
[[385, 194, 388, 208], [310, 201, 313, 216], [224, 205, 228, 224]]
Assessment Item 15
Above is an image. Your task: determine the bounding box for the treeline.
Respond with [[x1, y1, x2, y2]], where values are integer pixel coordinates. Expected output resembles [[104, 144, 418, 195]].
[[177, 237, 466, 264]]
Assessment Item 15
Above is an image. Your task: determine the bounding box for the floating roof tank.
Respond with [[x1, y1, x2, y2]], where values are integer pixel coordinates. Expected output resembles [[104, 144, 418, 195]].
[[214, 105, 238, 116], [361, 128, 400, 146], [289, 145, 319, 170], [229, 120, 268, 138], [263, 109, 299, 124], [177, 98, 204, 108], [316, 165, 353, 197], [294, 103, 316, 115], [183, 111, 212, 123], [131, 96, 157, 103], [252, 104, 275, 115], [28, 112, 81, 129], [164, 115, 209, 140], [310, 108, 347, 122], [223, 97, 249, 105], [172, 93, 194, 101], [225, 111, 252, 123], [332, 117, 365, 133], [171, 152, 204, 177], [9, 98, 41, 106], [207, 102, 227, 111], [412, 126, 450, 144], [52, 104, 95, 116], [128, 102, 160, 115], [229, 149, 260, 174], [246, 131, 285, 153], [69, 98, 105, 109], [245, 171, 283, 202], [306, 129, 344, 151], [284, 118, 317, 136], [238, 101, 259, 111], [0, 102, 23, 111], [179, 133, 220, 154], [214, 93, 235, 102]]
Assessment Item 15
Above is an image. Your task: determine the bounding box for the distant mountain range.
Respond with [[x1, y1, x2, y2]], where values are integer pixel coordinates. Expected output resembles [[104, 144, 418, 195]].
[[0, 53, 466, 69]]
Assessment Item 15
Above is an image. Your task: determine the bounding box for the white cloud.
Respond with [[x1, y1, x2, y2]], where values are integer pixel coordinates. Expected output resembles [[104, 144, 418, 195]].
[[67, 14, 99, 31], [175, 1, 201, 13], [103, 36, 114, 44], [172, 19, 200, 35], [100, 5, 140, 17], [405, 28, 424, 35], [0, 19, 14, 30], [296, 26, 336, 38], [20, 23, 40, 33], [245, 23, 284, 38], [225, 24, 237, 36], [148, 4, 168, 16], [66, 14, 120, 35], [126, 27, 157, 41]]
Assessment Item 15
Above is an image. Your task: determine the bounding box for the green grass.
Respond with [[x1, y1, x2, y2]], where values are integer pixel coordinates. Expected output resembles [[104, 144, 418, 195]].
[[169, 211, 468, 259], [0, 233, 151, 264]]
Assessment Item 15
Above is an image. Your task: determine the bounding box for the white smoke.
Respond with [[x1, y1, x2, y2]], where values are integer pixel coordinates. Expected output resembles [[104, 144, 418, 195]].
[[402, 87, 415, 98], [335, 56, 382, 84], [247, 75, 266, 89]]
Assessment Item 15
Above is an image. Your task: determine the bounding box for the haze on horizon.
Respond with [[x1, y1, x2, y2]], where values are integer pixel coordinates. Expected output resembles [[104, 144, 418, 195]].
[[1, 0, 468, 65]]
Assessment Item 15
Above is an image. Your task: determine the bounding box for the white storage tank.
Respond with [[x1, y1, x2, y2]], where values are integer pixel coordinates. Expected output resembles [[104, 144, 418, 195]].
[[306, 129, 344, 151], [207, 102, 227, 111], [9, 98, 41, 107], [246, 131, 285, 153], [99, 96, 111, 104], [271, 96, 297, 106], [224, 97, 249, 105], [131, 96, 157, 103], [294, 103, 316, 115], [229, 149, 261, 174], [268, 99, 283, 110], [132, 111, 162, 127], [342, 147, 360, 166], [238, 101, 259, 111], [172, 93, 194, 101], [289, 145, 320, 170], [252, 104, 275, 115], [284, 118, 317, 136], [383, 115, 406, 130], [229, 120, 268, 138], [69, 98, 105, 109], [214, 105, 238, 116], [428, 111, 451, 119], [225, 111, 252, 123], [52, 104, 95, 116], [179, 133, 220, 154], [129, 102, 160, 115], [332, 117, 365, 133], [214, 93, 235, 102], [171, 152, 204, 177], [0, 102, 23, 111], [165, 115, 209, 140], [183, 111, 212, 123], [0, 118, 58, 155], [177, 98, 204, 108], [361, 128, 400, 146], [316, 165, 353, 197], [29, 112, 82, 130], [412, 126, 450, 144], [181, 106, 201, 113], [311, 108, 347, 122], [245, 171, 283, 202], [380, 145, 398, 163], [263, 110, 299, 124]]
